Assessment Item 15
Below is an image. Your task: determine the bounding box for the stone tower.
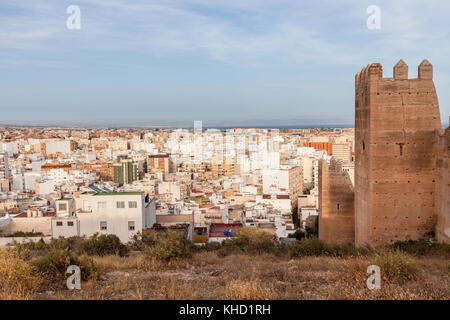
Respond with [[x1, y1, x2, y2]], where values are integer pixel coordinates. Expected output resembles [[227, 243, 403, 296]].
[[318, 159, 355, 243], [354, 59, 442, 247], [435, 127, 450, 243]]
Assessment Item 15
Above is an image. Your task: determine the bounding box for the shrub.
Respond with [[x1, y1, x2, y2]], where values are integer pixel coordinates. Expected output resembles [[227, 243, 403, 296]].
[[389, 240, 450, 257], [327, 242, 357, 257], [289, 239, 369, 258], [355, 245, 375, 257], [0, 248, 41, 299], [288, 229, 306, 241], [47, 236, 86, 251], [34, 238, 47, 250], [371, 249, 420, 283], [219, 227, 280, 256], [78, 234, 129, 257], [128, 232, 156, 251], [305, 216, 319, 238], [202, 242, 221, 252], [32, 248, 99, 282], [76, 254, 100, 280], [289, 238, 327, 257], [145, 229, 192, 262], [9, 231, 44, 237]]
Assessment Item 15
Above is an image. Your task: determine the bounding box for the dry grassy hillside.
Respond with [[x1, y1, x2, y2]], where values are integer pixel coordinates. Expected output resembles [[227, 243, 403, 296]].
[[1, 228, 448, 300]]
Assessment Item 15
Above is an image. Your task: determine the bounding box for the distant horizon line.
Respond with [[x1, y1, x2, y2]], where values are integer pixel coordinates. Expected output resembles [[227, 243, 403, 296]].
[[0, 122, 448, 130], [0, 124, 354, 130]]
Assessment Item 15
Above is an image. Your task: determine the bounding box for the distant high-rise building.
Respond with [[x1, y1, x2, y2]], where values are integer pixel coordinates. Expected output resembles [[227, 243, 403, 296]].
[[113, 156, 138, 186], [0, 152, 9, 179]]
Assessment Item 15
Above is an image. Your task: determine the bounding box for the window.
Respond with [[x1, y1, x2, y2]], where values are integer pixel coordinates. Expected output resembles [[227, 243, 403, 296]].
[[58, 203, 67, 211], [128, 221, 135, 231], [100, 221, 107, 231], [68, 221, 74, 226], [398, 143, 404, 156], [56, 221, 63, 226], [116, 201, 125, 209], [97, 201, 107, 209], [128, 201, 137, 209]]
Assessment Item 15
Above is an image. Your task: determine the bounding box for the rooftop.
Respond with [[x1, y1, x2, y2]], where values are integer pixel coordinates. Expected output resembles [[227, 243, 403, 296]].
[[93, 191, 143, 196]]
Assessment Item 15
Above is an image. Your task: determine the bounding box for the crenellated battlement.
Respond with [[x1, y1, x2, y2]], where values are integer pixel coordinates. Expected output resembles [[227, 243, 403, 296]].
[[356, 59, 434, 84]]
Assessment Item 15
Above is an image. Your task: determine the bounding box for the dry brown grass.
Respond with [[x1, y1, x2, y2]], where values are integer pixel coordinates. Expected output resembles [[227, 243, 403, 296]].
[[30, 251, 449, 300], [224, 278, 278, 300], [0, 248, 42, 299]]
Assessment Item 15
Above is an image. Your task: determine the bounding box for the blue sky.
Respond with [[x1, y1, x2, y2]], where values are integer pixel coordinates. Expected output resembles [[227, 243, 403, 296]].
[[1, 0, 449, 127]]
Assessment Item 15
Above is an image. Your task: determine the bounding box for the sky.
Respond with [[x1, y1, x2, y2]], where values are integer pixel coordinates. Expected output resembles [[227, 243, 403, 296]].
[[1, 0, 450, 127]]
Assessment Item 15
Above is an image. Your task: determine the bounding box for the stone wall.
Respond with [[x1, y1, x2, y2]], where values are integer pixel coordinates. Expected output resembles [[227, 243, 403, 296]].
[[0, 236, 51, 247], [318, 159, 355, 243], [355, 60, 442, 247], [435, 127, 450, 243]]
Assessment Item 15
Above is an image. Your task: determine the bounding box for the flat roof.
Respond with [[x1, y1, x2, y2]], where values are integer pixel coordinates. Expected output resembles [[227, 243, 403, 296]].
[[93, 192, 143, 196]]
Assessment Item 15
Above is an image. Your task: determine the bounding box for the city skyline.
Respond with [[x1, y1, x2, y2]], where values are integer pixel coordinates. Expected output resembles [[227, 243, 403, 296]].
[[1, 0, 450, 126]]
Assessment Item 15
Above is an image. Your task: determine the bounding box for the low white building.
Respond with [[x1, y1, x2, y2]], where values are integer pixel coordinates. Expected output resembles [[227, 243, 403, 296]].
[[51, 192, 156, 243]]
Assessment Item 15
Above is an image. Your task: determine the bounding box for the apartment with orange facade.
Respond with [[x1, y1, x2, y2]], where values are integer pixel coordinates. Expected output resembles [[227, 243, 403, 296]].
[[148, 154, 169, 174], [81, 162, 113, 181], [303, 142, 333, 155]]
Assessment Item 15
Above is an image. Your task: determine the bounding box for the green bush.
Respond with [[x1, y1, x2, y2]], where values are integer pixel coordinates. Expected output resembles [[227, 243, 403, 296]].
[[202, 242, 221, 252], [288, 229, 306, 241], [34, 238, 47, 250], [388, 240, 450, 257], [355, 245, 376, 257], [9, 231, 44, 237], [145, 229, 192, 261], [289, 238, 327, 257], [289, 238, 371, 258], [78, 234, 129, 257], [327, 242, 358, 257], [47, 236, 85, 251], [218, 227, 280, 256], [129, 232, 156, 251], [32, 248, 98, 281], [371, 249, 420, 283], [305, 216, 319, 238]]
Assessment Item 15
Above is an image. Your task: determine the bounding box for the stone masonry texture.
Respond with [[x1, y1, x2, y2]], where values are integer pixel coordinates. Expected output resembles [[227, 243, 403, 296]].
[[318, 159, 355, 243], [354, 59, 445, 247]]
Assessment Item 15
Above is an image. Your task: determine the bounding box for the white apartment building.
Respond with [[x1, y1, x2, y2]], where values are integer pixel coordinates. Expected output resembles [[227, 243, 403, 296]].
[[331, 143, 351, 163], [262, 165, 302, 206], [0, 152, 9, 179], [156, 181, 181, 201], [0, 142, 18, 155], [108, 139, 128, 151], [51, 192, 156, 243], [44, 140, 72, 155]]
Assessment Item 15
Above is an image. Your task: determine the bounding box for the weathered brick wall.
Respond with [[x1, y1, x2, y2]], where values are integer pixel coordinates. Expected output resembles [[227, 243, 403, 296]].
[[355, 60, 442, 247], [435, 127, 450, 243], [318, 159, 355, 243]]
